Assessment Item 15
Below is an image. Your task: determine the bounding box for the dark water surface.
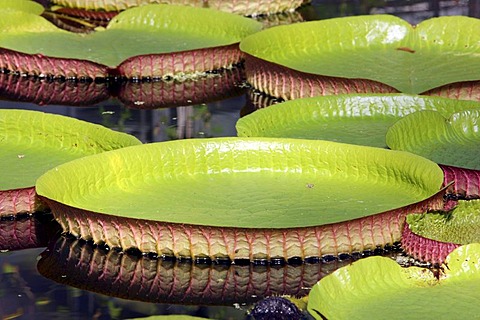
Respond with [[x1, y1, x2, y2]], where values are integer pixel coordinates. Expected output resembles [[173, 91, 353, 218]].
[[0, 1, 475, 319]]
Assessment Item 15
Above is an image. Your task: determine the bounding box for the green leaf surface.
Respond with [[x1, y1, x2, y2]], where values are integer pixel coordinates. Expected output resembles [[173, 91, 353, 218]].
[[386, 109, 480, 169], [236, 94, 480, 148], [307, 243, 480, 320], [406, 199, 480, 244], [0, 4, 262, 67], [36, 138, 443, 228], [0, 0, 44, 14], [0, 109, 141, 191], [240, 15, 480, 93]]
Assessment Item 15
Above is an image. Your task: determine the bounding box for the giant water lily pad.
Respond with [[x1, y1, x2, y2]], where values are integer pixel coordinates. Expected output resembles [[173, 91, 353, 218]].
[[50, 0, 305, 16], [36, 138, 445, 260], [307, 243, 480, 319], [0, 109, 141, 216], [386, 109, 480, 170], [0, 0, 44, 14], [386, 109, 480, 199], [236, 94, 480, 148], [0, 4, 262, 78], [240, 15, 480, 94]]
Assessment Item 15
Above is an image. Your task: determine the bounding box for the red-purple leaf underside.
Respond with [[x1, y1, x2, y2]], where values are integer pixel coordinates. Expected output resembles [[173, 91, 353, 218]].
[[401, 222, 460, 265], [245, 55, 480, 102], [0, 187, 47, 217], [0, 48, 108, 79], [40, 190, 446, 262], [51, 7, 117, 22], [441, 164, 480, 200], [117, 44, 244, 79]]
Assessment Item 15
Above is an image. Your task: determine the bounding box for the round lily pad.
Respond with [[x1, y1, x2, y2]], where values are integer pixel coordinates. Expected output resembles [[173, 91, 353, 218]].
[[0, 109, 141, 216], [36, 138, 445, 260], [307, 243, 480, 319], [236, 94, 480, 148], [240, 15, 480, 94], [0, 4, 262, 78], [50, 0, 305, 16], [0, 0, 44, 14], [386, 109, 480, 170], [36, 138, 443, 228]]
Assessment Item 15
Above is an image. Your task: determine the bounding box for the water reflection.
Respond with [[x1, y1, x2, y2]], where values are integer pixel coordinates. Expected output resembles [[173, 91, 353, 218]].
[[0, 67, 245, 110], [37, 235, 353, 306], [0, 213, 60, 251]]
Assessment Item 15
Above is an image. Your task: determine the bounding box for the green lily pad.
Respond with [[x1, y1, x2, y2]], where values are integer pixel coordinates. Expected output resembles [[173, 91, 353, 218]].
[[36, 138, 446, 260], [406, 199, 480, 245], [386, 109, 480, 170], [36, 138, 443, 228], [236, 94, 480, 148], [51, 0, 305, 16], [0, 109, 142, 191], [240, 15, 480, 94], [307, 243, 480, 320], [0, 4, 262, 67], [0, 0, 44, 14]]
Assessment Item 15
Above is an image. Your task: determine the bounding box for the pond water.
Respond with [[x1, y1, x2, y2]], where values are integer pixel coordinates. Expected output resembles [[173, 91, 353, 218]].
[[0, 1, 475, 319]]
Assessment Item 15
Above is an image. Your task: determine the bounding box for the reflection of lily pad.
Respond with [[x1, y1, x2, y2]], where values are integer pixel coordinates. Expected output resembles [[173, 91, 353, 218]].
[[0, 67, 245, 108], [0, 214, 60, 251], [307, 243, 480, 320], [0, 73, 110, 106], [402, 200, 480, 264], [37, 235, 333, 305], [36, 138, 444, 260], [0, 4, 262, 78], [0, 109, 141, 216], [240, 15, 480, 94], [236, 94, 480, 148], [386, 110, 480, 170], [118, 68, 246, 109]]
